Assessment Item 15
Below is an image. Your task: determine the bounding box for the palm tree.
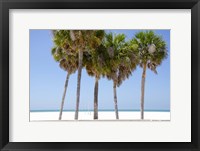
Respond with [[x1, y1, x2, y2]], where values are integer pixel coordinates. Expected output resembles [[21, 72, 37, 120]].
[[74, 30, 105, 120], [132, 30, 167, 119], [104, 33, 138, 119], [52, 30, 105, 120], [84, 44, 109, 119], [51, 30, 78, 120]]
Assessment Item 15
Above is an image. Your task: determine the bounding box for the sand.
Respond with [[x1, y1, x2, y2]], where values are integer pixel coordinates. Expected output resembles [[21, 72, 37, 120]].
[[30, 111, 170, 121]]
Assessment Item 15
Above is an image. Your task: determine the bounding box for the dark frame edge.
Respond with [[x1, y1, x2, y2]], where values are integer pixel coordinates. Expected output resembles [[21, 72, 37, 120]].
[[197, 1, 200, 151], [0, 0, 198, 9], [1, 0, 9, 150], [0, 0, 3, 149], [1, 0, 200, 151], [191, 1, 200, 151], [191, 1, 199, 150]]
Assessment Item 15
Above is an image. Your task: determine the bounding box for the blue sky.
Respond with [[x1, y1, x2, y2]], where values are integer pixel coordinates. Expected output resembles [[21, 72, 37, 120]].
[[30, 30, 170, 111]]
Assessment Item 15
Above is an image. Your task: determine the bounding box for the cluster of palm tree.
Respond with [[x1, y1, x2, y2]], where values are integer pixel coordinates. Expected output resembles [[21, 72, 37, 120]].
[[51, 30, 167, 120]]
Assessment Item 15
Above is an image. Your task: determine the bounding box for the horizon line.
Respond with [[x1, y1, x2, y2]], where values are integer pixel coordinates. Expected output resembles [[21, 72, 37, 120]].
[[30, 109, 170, 112]]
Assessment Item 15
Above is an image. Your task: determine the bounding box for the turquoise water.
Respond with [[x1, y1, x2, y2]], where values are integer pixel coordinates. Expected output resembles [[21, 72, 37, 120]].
[[30, 109, 170, 112]]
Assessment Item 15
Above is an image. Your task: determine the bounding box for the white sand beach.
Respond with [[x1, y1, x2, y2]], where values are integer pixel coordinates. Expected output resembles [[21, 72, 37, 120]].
[[30, 111, 170, 121]]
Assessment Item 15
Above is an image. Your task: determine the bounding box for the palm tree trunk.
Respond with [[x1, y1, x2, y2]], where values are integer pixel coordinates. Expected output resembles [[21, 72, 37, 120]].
[[113, 82, 119, 119], [59, 73, 70, 120], [75, 50, 83, 120], [141, 63, 147, 119], [94, 76, 99, 119]]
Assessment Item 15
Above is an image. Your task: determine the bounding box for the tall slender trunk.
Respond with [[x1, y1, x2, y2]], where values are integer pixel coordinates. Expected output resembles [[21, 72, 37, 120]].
[[94, 76, 99, 119], [59, 73, 70, 120], [75, 50, 83, 120], [113, 82, 119, 119], [141, 63, 147, 119]]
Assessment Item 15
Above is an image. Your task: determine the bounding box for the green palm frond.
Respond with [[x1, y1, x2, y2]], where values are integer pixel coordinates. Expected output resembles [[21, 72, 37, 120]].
[[103, 32, 138, 87], [132, 30, 168, 73]]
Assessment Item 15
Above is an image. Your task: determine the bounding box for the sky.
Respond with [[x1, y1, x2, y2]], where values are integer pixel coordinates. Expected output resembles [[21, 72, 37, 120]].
[[30, 29, 170, 111]]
